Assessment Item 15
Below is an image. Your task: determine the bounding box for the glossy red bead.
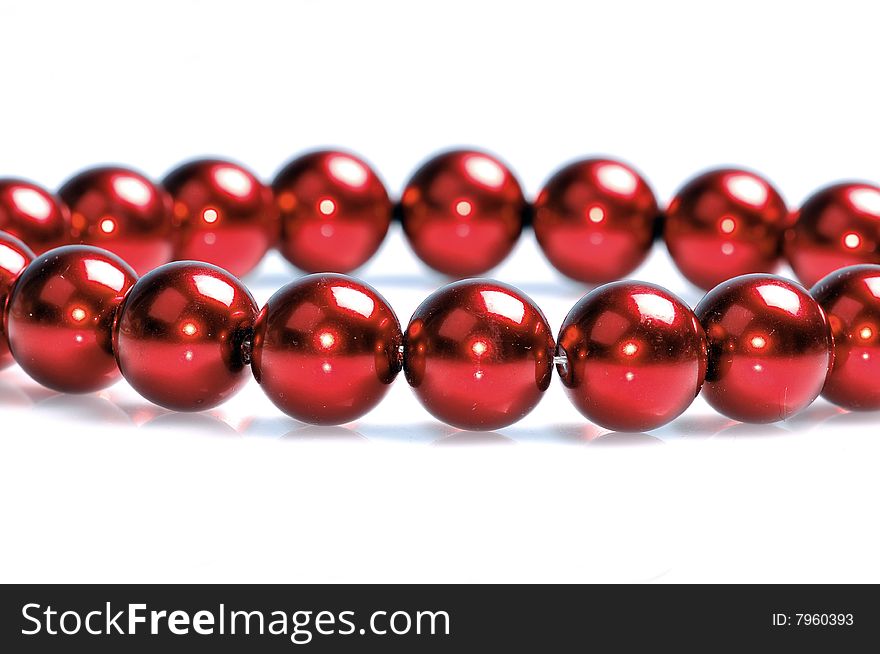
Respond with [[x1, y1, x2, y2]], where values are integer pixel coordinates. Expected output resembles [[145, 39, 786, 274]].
[[252, 273, 402, 424], [810, 264, 880, 410], [695, 274, 832, 423], [6, 245, 137, 392], [273, 151, 392, 273], [786, 182, 880, 288], [60, 166, 174, 276], [0, 179, 71, 253], [557, 282, 707, 431], [664, 168, 789, 290], [404, 279, 554, 430], [114, 261, 258, 411], [400, 150, 525, 276], [533, 159, 659, 283], [163, 158, 278, 278], [0, 232, 35, 369]]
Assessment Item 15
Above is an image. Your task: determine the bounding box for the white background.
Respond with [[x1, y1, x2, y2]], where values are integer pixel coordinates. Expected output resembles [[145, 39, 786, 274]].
[[1, 0, 878, 583]]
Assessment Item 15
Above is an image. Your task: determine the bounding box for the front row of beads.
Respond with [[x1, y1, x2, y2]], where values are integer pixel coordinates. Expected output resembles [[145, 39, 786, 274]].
[[1, 231, 878, 431]]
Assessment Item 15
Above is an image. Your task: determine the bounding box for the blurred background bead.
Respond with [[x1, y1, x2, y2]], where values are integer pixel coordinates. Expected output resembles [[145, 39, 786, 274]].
[[664, 168, 789, 290], [163, 158, 278, 278], [0, 232, 35, 369], [557, 281, 707, 431], [811, 264, 880, 410], [115, 261, 257, 411], [695, 274, 831, 422], [786, 182, 880, 288], [60, 166, 173, 275], [273, 151, 392, 273], [404, 279, 553, 430], [533, 158, 658, 283], [400, 150, 525, 277], [6, 245, 136, 392], [0, 179, 71, 253], [252, 273, 402, 424]]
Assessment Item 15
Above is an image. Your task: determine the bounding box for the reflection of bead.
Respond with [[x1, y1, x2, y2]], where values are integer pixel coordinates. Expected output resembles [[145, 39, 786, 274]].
[[534, 158, 658, 283], [400, 150, 525, 276], [6, 245, 137, 392], [0, 232, 35, 369], [114, 261, 258, 410], [163, 159, 278, 278], [786, 182, 880, 288], [696, 274, 831, 422], [273, 151, 391, 273], [557, 281, 707, 431], [811, 264, 880, 410], [665, 169, 788, 290], [404, 279, 554, 430], [0, 179, 71, 253], [60, 166, 174, 275], [252, 273, 402, 424]]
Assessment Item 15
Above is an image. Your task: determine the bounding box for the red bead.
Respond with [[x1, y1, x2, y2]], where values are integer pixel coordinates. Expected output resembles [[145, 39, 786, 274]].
[[163, 159, 278, 278], [557, 281, 707, 431], [273, 151, 392, 273], [400, 150, 525, 276], [6, 245, 137, 392], [533, 159, 659, 283], [252, 273, 402, 424], [114, 261, 258, 411], [0, 232, 35, 369], [60, 166, 174, 276], [786, 182, 880, 288], [0, 179, 71, 253], [810, 264, 880, 409], [695, 274, 831, 422], [404, 279, 554, 430], [664, 169, 789, 290]]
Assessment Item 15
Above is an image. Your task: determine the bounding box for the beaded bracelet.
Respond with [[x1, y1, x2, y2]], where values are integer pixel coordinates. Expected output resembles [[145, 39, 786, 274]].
[[1, 149, 878, 292], [0, 229, 877, 432]]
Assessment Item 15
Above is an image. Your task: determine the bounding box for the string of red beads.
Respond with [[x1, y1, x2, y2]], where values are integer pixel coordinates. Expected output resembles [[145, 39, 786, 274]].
[[1, 230, 879, 432], [2, 150, 879, 288]]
